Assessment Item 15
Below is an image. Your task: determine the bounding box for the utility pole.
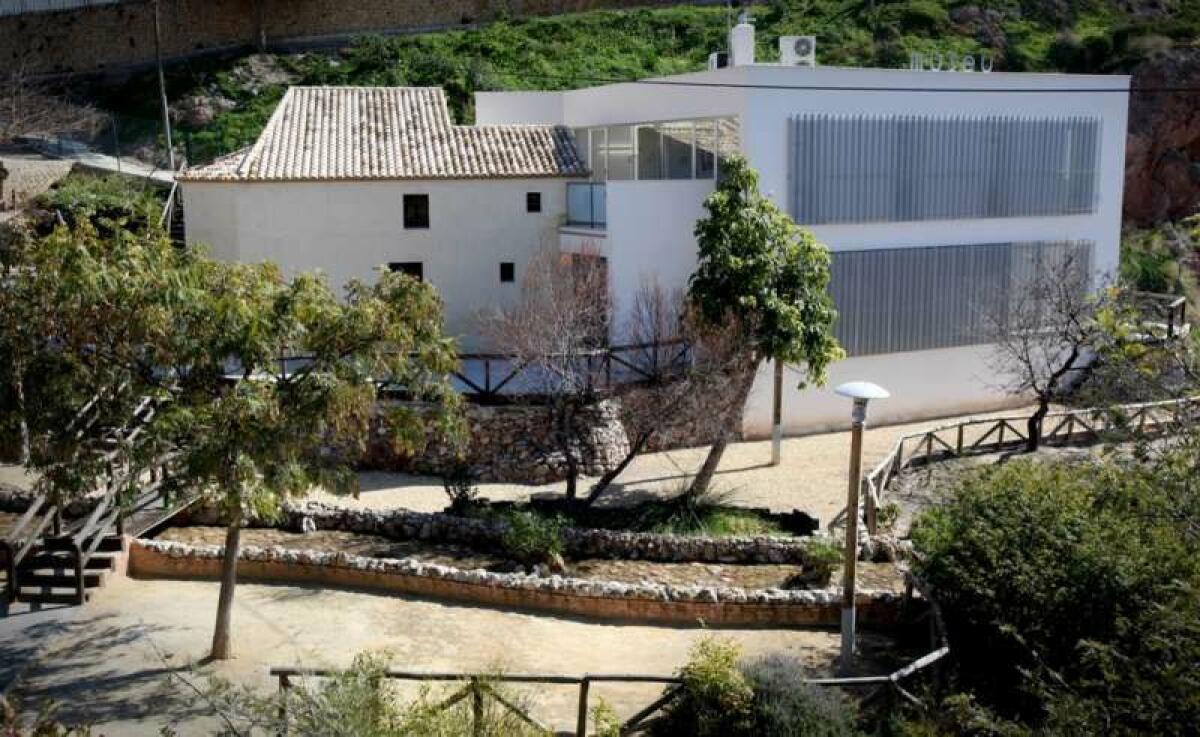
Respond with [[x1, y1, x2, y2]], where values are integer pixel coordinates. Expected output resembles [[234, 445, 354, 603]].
[[153, 0, 175, 171]]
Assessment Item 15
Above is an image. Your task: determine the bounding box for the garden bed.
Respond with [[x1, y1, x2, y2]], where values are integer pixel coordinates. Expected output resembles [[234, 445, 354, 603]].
[[153, 525, 903, 592]]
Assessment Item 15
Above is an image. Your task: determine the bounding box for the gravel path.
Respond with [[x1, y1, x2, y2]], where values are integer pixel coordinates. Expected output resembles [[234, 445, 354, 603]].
[[11, 577, 905, 735]]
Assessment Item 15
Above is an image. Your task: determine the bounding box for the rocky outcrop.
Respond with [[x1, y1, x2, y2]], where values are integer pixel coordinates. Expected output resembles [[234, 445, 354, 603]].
[[1125, 49, 1200, 223]]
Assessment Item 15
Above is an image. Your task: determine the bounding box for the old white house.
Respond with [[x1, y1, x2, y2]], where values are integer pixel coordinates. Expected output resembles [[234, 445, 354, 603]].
[[180, 86, 587, 346], [181, 20, 1130, 435]]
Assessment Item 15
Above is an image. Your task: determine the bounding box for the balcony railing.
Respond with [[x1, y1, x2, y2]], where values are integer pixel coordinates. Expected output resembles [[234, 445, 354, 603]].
[[566, 182, 606, 229]]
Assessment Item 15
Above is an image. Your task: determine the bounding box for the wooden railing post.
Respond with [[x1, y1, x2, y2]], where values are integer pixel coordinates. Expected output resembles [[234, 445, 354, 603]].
[[956, 424, 964, 455], [576, 677, 591, 737], [471, 678, 484, 737], [864, 481, 877, 536], [278, 672, 291, 736], [73, 543, 85, 605]]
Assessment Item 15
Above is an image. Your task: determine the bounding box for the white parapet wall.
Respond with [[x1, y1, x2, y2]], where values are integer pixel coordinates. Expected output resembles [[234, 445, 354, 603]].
[[742, 345, 1024, 438]]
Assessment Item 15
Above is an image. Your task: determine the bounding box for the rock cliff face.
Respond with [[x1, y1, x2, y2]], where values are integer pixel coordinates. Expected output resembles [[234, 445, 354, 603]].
[[1125, 50, 1200, 223]]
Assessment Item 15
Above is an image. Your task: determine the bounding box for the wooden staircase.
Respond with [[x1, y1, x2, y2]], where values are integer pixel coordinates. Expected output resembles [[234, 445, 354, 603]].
[[11, 534, 125, 605], [2, 396, 196, 607]]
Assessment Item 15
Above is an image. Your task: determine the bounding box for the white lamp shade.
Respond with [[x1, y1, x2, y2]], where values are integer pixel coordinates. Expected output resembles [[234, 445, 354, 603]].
[[834, 381, 890, 401]]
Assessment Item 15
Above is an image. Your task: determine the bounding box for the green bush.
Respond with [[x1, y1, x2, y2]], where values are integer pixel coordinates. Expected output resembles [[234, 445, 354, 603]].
[[440, 461, 482, 514], [743, 654, 860, 737], [911, 455, 1200, 733], [500, 510, 565, 566], [653, 637, 755, 737], [653, 639, 863, 736], [34, 172, 164, 235]]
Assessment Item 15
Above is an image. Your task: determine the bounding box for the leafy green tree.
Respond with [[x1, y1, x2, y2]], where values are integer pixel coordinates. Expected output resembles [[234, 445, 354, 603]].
[[0, 220, 462, 660], [911, 454, 1200, 733], [686, 155, 842, 494]]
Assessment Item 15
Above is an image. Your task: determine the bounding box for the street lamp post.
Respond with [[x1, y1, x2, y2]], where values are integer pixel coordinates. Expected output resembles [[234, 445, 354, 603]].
[[834, 381, 890, 669]]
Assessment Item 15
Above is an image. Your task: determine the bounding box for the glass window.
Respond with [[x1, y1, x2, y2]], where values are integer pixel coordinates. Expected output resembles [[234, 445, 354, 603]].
[[499, 262, 515, 283], [716, 118, 740, 179], [605, 125, 635, 181], [402, 194, 429, 229], [572, 128, 590, 171], [695, 120, 716, 179], [637, 124, 663, 180], [589, 128, 606, 181], [389, 262, 424, 281], [662, 122, 693, 180], [525, 192, 542, 213]]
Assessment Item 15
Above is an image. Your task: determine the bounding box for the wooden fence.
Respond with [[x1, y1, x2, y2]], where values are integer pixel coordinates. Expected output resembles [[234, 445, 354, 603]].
[[270, 645, 950, 736], [831, 394, 1200, 536]]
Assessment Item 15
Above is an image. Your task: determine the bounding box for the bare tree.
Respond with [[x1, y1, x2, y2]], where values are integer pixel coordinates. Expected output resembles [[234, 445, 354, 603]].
[[481, 243, 610, 500], [0, 67, 103, 144], [583, 279, 746, 505], [987, 248, 1130, 452]]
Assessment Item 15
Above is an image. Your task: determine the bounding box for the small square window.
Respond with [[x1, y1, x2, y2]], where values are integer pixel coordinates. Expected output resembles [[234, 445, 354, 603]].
[[525, 192, 542, 213], [499, 262, 515, 283], [389, 262, 423, 281], [403, 194, 429, 229]]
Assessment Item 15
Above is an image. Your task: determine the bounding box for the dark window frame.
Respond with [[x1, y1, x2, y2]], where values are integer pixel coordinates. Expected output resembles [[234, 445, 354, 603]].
[[403, 194, 430, 229], [499, 262, 515, 283], [525, 192, 542, 213], [388, 261, 424, 281]]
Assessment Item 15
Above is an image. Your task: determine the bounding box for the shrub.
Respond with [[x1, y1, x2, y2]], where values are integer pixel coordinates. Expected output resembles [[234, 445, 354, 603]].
[[742, 654, 860, 737], [500, 510, 565, 567], [786, 538, 843, 588], [911, 455, 1200, 732], [34, 172, 163, 235], [440, 461, 482, 514], [653, 637, 755, 737]]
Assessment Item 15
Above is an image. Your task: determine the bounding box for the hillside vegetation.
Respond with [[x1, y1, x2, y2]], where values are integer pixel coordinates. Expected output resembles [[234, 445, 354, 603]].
[[91, 0, 1200, 165]]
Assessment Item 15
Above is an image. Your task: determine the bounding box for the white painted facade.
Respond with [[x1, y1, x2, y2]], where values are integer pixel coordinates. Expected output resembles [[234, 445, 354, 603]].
[[477, 33, 1130, 435], [183, 178, 573, 348]]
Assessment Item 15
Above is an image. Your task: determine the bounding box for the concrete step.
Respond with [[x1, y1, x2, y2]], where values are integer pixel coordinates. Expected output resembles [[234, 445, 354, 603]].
[[15, 587, 90, 605], [20, 570, 106, 588]]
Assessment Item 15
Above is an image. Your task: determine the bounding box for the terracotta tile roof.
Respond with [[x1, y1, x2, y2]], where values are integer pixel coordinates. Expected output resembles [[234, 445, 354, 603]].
[[180, 87, 586, 182]]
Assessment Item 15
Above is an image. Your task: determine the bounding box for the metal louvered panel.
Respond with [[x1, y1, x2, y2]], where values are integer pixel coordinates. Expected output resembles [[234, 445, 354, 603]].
[[829, 241, 1094, 357], [792, 114, 1101, 225]]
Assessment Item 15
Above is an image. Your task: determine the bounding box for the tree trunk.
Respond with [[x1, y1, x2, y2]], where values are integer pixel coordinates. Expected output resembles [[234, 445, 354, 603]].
[[1026, 400, 1049, 453], [688, 361, 760, 497], [210, 512, 242, 660], [585, 430, 651, 506], [556, 398, 579, 500], [15, 373, 29, 465]]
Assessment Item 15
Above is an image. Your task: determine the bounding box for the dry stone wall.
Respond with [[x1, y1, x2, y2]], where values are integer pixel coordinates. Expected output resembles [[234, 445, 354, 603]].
[[130, 538, 905, 626], [363, 398, 630, 484], [178, 500, 826, 565]]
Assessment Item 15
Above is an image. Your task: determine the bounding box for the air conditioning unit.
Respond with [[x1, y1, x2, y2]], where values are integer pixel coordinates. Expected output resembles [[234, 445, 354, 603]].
[[708, 51, 729, 71], [780, 35, 817, 67]]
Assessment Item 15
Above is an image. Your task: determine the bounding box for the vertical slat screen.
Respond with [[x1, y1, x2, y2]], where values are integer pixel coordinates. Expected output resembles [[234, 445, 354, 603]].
[[828, 241, 1094, 357], [792, 114, 1101, 225]]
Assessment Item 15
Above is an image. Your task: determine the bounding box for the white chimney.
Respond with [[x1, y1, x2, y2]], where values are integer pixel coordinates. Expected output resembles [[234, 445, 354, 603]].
[[729, 11, 755, 67]]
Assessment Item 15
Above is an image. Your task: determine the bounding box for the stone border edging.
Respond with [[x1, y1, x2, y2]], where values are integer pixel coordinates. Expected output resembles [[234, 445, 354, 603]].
[[129, 539, 904, 627], [177, 501, 827, 566]]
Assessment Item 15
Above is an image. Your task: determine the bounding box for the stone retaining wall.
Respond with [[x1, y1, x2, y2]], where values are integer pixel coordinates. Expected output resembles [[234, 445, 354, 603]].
[[178, 500, 825, 565], [364, 399, 630, 484], [130, 539, 905, 627]]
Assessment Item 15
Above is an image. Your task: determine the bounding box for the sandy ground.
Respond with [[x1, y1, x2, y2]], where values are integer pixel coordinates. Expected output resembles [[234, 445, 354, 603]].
[[10, 577, 900, 735], [307, 406, 1036, 527]]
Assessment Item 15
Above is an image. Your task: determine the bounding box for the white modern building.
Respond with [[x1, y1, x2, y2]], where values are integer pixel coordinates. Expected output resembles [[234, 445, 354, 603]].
[[181, 19, 1130, 436]]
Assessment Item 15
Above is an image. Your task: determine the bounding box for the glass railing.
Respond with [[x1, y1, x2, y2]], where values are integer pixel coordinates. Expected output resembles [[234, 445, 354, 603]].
[[566, 182, 606, 229]]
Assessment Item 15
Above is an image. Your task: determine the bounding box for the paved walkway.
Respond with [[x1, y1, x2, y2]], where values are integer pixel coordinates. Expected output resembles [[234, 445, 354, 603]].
[[22, 139, 175, 185], [9, 577, 895, 735]]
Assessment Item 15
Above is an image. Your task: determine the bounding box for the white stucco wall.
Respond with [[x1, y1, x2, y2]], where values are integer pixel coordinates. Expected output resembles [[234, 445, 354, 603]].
[[482, 63, 1129, 433], [182, 177, 574, 348]]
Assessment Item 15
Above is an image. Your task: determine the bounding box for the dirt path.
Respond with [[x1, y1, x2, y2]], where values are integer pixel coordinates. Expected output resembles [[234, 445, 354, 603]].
[[11, 577, 900, 735], [307, 406, 1038, 527]]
